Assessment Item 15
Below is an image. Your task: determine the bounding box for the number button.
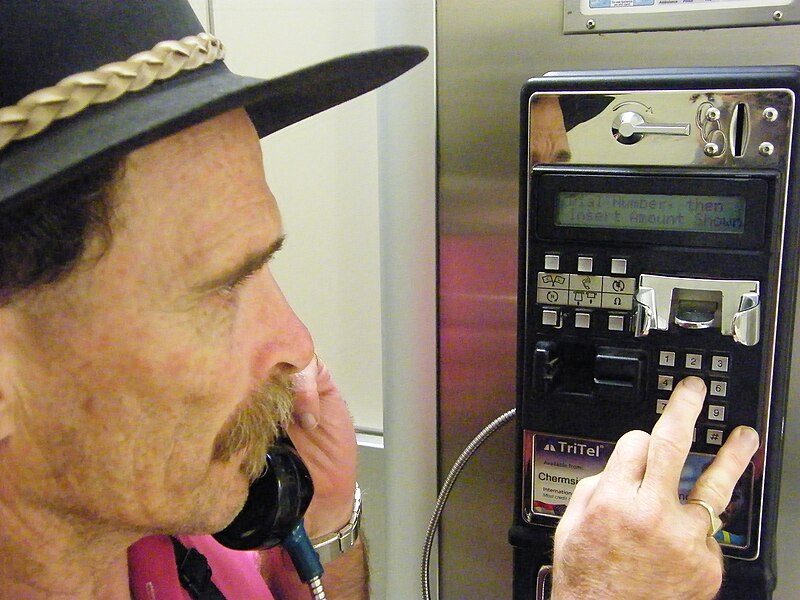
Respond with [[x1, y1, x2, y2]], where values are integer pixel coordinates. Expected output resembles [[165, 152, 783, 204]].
[[656, 399, 669, 414], [685, 353, 703, 370], [708, 405, 726, 422], [657, 375, 674, 391], [659, 351, 676, 368], [711, 355, 729, 373], [709, 380, 727, 397]]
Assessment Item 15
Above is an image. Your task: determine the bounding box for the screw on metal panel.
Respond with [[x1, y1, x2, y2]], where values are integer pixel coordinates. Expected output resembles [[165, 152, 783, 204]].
[[759, 142, 775, 156], [705, 107, 721, 122], [763, 107, 779, 122], [704, 142, 721, 157], [773, 11, 783, 21], [586, 19, 596, 30]]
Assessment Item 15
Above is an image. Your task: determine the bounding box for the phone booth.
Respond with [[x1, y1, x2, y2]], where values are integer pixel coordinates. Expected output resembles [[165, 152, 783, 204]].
[[509, 66, 800, 600]]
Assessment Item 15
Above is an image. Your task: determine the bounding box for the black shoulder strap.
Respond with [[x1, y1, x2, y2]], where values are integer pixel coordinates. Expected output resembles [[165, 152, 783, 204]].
[[170, 536, 227, 600]]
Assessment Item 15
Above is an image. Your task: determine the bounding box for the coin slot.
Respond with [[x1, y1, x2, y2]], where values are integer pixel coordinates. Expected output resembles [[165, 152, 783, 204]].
[[731, 102, 749, 158]]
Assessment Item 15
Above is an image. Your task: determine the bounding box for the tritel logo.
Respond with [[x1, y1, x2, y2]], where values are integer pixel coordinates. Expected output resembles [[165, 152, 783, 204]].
[[543, 439, 605, 457]]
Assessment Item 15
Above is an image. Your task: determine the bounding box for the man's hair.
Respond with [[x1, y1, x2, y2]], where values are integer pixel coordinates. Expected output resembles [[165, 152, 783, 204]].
[[0, 159, 124, 304]]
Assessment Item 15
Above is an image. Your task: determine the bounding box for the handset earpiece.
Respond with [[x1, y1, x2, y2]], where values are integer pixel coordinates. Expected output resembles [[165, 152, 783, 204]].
[[213, 443, 314, 551]]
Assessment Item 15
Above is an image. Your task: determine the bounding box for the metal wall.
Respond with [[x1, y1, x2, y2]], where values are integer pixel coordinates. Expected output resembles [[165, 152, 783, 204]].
[[436, 2, 800, 598]]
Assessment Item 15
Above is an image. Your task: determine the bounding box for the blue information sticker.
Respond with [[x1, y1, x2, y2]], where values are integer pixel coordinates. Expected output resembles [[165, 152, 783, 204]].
[[530, 432, 752, 547]]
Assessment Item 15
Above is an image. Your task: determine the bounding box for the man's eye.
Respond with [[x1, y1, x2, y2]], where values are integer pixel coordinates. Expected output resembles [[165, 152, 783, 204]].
[[219, 272, 256, 297]]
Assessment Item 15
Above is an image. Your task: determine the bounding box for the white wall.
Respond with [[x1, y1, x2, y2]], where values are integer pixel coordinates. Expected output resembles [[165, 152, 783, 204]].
[[212, 0, 387, 432], [190, 3, 438, 597]]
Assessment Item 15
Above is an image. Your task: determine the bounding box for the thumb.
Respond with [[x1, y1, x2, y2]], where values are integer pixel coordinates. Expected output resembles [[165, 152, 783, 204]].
[[553, 473, 600, 551]]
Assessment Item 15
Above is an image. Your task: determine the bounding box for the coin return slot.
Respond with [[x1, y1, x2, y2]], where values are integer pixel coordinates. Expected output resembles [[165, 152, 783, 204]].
[[672, 289, 723, 331], [634, 274, 760, 346]]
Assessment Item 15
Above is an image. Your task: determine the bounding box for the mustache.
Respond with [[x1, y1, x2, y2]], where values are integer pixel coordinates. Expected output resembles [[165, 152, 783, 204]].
[[211, 375, 295, 482]]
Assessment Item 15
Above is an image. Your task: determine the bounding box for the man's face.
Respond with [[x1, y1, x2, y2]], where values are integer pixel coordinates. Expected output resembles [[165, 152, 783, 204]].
[[4, 109, 314, 536], [529, 96, 571, 165]]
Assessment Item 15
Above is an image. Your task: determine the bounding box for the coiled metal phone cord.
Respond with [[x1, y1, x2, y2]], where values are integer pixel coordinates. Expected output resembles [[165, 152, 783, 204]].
[[421, 407, 517, 600]]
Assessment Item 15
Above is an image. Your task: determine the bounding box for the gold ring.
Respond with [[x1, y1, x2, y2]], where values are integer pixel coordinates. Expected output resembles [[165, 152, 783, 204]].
[[687, 498, 723, 537]]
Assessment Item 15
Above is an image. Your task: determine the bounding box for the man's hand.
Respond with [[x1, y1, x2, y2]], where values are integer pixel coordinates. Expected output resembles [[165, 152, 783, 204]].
[[260, 357, 368, 600], [552, 376, 760, 600], [286, 355, 358, 539]]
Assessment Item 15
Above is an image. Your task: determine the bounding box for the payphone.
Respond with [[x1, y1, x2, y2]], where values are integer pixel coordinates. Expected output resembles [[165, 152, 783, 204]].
[[509, 67, 800, 599]]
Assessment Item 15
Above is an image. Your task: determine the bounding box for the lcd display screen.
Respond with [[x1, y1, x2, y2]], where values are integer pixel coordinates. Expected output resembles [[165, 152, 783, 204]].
[[555, 191, 746, 234]]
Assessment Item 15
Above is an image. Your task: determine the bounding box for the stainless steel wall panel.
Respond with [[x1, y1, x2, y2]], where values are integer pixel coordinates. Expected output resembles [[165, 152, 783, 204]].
[[437, 2, 800, 598]]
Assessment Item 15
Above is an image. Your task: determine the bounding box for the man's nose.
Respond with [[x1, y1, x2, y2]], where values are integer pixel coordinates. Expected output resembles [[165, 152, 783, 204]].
[[252, 271, 315, 378]]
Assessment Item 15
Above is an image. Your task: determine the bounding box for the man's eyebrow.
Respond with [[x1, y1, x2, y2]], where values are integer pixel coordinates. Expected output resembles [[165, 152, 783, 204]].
[[196, 235, 285, 292]]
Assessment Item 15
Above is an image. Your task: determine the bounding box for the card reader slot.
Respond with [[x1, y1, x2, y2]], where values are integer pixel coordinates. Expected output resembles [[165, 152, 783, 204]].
[[533, 341, 645, 402]]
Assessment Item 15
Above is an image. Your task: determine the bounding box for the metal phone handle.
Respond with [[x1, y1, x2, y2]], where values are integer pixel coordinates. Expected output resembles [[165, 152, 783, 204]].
[[612, 111, 691, 139]]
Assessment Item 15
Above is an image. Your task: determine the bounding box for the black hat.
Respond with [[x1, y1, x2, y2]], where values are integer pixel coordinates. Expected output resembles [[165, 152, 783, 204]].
[[0, 0, 428, 212]]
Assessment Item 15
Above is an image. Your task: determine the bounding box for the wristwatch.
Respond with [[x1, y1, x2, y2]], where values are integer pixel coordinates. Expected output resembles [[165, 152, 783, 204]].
[[311, 483, 362, 565]]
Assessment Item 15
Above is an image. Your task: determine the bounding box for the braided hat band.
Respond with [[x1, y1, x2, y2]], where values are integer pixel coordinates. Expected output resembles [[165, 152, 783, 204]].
[[0, 33, 225, 153]]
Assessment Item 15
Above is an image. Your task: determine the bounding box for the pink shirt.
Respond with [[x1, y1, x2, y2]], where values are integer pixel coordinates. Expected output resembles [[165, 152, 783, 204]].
[[128, 535, 275, 600]]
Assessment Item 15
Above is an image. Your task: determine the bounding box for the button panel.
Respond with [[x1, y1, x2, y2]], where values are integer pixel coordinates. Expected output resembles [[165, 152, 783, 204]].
[[534, 253, 737, 454], [535, 254, 635, 334]]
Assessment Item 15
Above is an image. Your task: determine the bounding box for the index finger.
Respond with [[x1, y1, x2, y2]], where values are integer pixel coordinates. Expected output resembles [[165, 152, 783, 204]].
[[641, 376, 706, 492], [290, 354, 321, 429]]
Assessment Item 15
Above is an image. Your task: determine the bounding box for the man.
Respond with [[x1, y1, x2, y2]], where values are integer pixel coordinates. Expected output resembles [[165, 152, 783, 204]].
[[0, 2, 420, 598], [0, 1, 758, 599]]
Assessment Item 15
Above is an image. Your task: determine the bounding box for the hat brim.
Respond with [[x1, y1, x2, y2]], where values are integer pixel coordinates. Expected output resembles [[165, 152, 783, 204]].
[[0, 45, 428, 211]]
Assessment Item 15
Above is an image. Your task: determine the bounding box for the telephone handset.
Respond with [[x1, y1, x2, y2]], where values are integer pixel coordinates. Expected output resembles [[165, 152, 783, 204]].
[[172, 443, 324, 600], [213, 443, 314, 550]]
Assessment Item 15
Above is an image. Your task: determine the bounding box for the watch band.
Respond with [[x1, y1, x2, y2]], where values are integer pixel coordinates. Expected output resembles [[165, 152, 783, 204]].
[[311, 483, 362, 565]]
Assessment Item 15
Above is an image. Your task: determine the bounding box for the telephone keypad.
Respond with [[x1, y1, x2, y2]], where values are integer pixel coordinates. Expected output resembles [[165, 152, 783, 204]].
[[653, 348, 731, 452]]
